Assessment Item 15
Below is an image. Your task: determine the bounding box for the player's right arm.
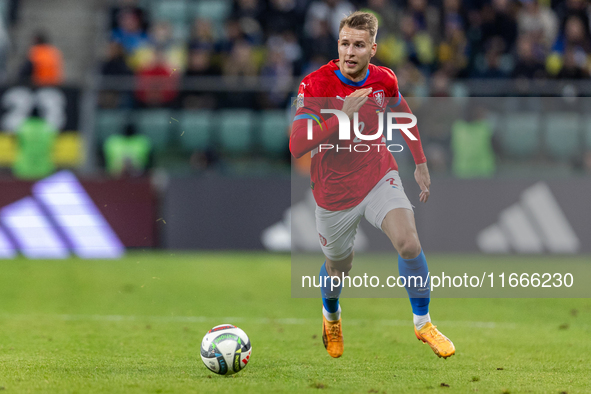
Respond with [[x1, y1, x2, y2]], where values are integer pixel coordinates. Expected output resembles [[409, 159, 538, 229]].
[[289, 77, 337, 159], [289, 78, 371, 159]]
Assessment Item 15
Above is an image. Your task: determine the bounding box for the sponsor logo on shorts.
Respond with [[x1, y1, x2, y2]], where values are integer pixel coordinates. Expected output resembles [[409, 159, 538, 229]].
[[319, 233, 327, 246], [386, 177, 398, 188]]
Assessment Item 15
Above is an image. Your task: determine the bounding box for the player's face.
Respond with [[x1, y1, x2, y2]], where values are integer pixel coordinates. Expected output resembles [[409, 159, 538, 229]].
[[338, 26, 377, 80]]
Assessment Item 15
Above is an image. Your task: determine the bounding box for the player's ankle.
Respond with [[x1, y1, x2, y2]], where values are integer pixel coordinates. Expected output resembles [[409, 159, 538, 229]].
[[323, 305, 341, 321], [414, 312, 431, 330]]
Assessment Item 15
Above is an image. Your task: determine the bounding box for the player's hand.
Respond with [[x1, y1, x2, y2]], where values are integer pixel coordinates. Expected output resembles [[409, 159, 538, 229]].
[[342, 87, 372, 119], [414, 162, 431, 203]]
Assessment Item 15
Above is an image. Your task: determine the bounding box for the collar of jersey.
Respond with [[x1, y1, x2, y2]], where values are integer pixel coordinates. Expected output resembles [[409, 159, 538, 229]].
[[334, 68, 370, 87]]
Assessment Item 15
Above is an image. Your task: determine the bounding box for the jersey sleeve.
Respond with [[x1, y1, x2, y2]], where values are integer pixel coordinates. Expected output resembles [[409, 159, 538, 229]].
[[289, 75, 340, 159], [384, 68, 427, 165], [383, 67, 401, 104]]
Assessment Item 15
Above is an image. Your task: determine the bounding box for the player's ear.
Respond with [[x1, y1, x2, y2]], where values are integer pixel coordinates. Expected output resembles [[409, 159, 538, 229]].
[[371, 42, 377, 57]]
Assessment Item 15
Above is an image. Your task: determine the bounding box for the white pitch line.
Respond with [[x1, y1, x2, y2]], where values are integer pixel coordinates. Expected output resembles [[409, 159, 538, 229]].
[[0, 314, 518, 329]]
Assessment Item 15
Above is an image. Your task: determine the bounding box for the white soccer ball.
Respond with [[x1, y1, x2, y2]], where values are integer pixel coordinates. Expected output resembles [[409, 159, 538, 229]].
[[201, 324, 252, 375]]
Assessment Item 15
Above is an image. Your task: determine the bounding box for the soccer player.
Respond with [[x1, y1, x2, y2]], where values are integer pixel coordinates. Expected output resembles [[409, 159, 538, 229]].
[[290, 11, 455, 359]]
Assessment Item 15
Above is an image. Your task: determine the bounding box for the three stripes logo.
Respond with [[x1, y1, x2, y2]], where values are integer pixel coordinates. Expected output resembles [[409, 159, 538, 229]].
[[0, 171, 124, 259], [477, 182, 580, 254]]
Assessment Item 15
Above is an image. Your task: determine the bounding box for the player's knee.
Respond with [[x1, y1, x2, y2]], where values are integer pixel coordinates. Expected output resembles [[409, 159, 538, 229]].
[[328, 265, 351, 278], [396, 236, 421, 260], [326, 253, 353, 277]]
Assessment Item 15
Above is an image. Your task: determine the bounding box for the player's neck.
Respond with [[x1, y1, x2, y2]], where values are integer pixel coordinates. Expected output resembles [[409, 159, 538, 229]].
[[339, 62, 369, 83]]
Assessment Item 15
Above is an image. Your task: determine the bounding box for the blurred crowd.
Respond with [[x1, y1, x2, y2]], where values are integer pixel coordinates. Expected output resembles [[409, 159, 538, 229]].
[[101, 0, 591, 109]]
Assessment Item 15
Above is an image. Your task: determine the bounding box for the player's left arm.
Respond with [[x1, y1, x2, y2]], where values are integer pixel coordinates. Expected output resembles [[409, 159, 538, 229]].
[[387, 85, 430, 203], [396, 95, 430, 203]]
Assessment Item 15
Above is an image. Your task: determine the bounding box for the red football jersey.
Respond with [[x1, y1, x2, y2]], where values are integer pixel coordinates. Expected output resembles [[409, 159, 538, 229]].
[[290, 59, 426, 211]]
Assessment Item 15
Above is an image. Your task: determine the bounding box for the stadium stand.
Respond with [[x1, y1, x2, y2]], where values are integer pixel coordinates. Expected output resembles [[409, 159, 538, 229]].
[[260, 110, 289, 156], [585, 115, 591, 150], [500, 112, 541, 158], [133, 108, 172, 150], [544, 112, 581, 161], [96, 109, 130, 143], [178, 109, 213, 152], [4, 0, 589, 176], [218, 109, 253, 154]]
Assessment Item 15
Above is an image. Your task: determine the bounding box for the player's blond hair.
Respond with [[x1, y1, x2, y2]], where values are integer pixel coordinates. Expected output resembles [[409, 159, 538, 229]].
[[339, 11, 378, 43]]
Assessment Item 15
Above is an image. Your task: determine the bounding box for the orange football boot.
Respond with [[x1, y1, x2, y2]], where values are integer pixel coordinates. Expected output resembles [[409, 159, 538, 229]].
[[322, 315, 344, 358], [414, 322, 455, 359]]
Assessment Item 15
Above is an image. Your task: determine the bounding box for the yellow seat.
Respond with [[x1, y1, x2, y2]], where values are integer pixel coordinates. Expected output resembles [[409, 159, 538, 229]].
[[53, 132, 84, 167], [0, 133, 16, 166]]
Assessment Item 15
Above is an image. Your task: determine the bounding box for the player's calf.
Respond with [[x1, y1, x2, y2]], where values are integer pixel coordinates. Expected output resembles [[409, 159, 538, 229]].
[[320, 258, 349, 358]]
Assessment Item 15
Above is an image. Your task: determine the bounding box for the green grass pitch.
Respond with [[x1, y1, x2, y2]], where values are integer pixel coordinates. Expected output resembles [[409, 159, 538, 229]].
[[0, 252, 590, 393]]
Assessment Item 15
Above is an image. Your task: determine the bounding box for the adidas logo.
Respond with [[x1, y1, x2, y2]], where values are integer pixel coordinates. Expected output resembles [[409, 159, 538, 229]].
[[477, 182, 580, 254], [0, 171, 124, 259]]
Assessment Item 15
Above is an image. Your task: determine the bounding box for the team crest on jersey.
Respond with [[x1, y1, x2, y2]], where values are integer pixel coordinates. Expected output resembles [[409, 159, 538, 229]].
[[297, 93, 304, 108], [373, 90, 385, 107]]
